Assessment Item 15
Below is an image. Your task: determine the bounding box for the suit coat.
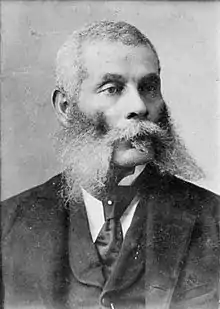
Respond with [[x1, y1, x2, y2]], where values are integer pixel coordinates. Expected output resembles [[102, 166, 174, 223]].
[[1, 166, 220, 309]]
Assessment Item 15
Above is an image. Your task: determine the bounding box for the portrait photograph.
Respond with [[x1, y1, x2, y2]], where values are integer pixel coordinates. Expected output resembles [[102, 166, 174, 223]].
[[1, 1, 220, 309]]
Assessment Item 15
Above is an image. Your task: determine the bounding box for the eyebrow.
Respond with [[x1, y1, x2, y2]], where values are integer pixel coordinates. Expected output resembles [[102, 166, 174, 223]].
[[139, 73, 160, 83], [96, 73, 127, 89], [95, 72, 160, 89]]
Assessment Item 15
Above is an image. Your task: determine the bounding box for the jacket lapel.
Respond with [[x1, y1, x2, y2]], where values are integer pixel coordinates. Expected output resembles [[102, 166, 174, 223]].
[[144, 191, 196, 309], [68, 199, 105, 288]]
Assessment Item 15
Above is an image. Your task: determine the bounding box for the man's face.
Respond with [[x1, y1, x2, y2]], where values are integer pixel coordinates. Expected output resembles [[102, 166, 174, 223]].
[[56, 39, 202, 200], [78, 40, 165, 167]]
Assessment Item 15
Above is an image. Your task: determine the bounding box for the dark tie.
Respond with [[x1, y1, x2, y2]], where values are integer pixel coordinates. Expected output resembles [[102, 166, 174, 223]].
[[95, 186, 136, 281]]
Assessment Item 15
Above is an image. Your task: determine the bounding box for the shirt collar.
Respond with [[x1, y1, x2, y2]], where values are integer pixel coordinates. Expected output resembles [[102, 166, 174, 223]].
[[118, 164, 146, 186], [81, 164, 145, 242]]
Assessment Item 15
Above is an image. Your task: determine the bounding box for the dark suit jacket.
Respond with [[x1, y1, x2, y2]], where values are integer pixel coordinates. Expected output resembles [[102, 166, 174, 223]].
[[1, 167, 220, 309]]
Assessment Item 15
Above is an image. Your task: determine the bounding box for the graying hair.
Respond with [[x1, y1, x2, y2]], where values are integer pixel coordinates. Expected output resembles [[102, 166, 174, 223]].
[[55, 20, 160, 104]]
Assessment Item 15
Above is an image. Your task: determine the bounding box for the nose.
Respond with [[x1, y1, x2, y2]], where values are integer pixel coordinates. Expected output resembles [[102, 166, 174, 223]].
[[125, 86, 148, 120]]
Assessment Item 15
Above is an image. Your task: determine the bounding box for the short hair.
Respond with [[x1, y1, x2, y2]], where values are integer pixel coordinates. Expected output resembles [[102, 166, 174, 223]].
[[55, 20, 160, 104]]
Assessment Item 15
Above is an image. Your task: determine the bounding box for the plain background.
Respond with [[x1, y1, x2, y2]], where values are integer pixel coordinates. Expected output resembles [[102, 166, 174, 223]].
[[1, 1, 220, 200]]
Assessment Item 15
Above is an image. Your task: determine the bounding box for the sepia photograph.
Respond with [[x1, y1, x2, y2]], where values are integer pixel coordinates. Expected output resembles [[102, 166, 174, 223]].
[[1, 1, 220, 308]]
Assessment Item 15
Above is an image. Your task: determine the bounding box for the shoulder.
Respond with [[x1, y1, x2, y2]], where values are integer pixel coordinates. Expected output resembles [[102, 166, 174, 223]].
[[170, 175, 220, 203], [166, 175, 220, 219], [1, 173, 65, 240]]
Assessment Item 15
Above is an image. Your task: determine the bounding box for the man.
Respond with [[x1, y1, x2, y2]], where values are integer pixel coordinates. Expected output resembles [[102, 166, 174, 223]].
[[1, 21, 219, 309]]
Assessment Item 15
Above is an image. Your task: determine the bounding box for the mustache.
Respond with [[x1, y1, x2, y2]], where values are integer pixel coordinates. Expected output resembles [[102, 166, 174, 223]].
[[104, 120, 171, 146]]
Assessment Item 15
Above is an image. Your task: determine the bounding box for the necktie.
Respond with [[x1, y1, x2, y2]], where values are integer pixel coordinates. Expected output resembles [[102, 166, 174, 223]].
[[95, 186, 136, 281]]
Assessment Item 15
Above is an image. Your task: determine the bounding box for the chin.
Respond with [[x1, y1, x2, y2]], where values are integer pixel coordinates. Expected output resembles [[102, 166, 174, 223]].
[[113, 148, 154, 167]]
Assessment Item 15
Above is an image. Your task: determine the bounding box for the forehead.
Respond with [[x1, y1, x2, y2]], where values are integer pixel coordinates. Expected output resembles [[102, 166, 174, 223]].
[[82, 40, 159, 83]]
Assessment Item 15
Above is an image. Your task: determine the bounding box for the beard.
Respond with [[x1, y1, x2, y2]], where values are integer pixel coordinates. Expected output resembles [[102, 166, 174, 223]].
[[55, 104, 204, 203]]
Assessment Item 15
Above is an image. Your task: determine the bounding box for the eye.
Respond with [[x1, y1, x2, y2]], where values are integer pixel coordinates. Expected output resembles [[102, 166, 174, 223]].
[[139, 77, 160, 97], [146, 83, 158, 92], [99, 83, 124, 96]]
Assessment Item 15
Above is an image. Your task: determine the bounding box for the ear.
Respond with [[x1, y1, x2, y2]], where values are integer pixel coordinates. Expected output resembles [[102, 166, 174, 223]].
[[51, 89, 73, 127]]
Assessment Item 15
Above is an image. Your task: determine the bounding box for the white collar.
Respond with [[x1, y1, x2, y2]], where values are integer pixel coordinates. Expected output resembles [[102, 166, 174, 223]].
[[82, 188, 139, 242], [118, 164, 146, 186], [81, 164, 145, 242]]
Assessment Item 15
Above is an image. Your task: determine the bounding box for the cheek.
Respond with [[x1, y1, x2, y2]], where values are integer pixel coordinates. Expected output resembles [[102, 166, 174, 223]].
[[80, 96, 125, 129], [78, 94, 104, 117], [79, 87, 115, 118], [104, 105, 127, 128], [76, 94, 112, 133], [148, 99, 165, 122]]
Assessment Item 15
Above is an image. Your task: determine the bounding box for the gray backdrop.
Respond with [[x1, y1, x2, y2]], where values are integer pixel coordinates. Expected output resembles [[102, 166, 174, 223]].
[[1, 1, 220, 200]]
